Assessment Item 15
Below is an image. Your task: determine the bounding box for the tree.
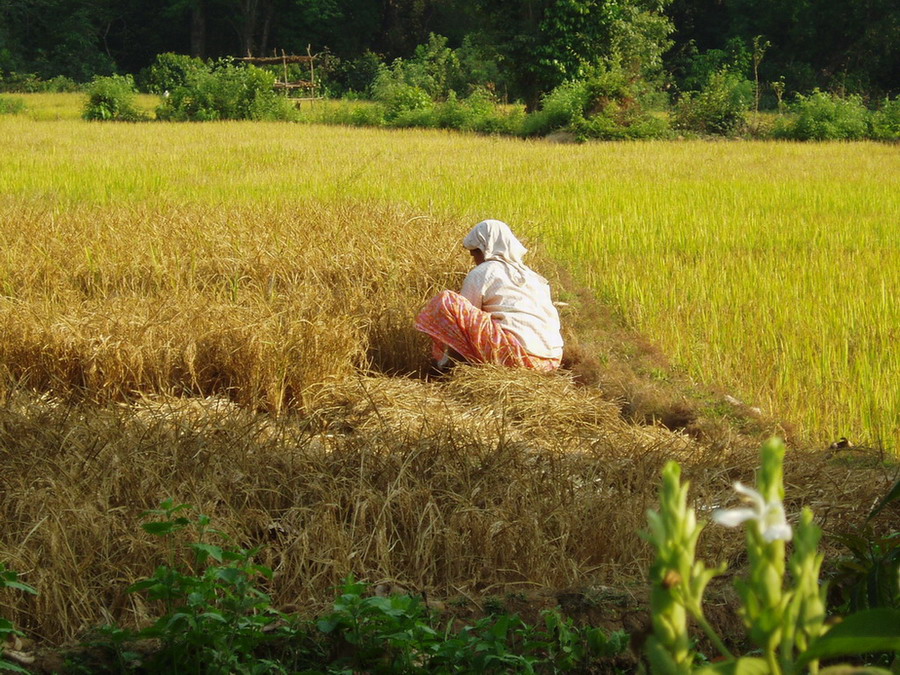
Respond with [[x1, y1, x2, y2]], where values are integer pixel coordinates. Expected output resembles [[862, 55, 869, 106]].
[[469, 0, 674, 109]]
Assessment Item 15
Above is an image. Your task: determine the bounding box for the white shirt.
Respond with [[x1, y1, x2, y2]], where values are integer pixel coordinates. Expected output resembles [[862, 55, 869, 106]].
[[460, 260, 563, 360]]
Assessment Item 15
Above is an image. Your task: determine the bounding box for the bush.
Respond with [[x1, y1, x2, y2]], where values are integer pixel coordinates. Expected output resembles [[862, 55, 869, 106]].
[[377, 88, 519, 135], [390, 105, 437, 128], [521, 80, 588, 136], [82, 74, 146, 122], [574, 67, 672, 140], [349, 103, 387, 126], [773, 90, 870, 140], [322, 50, 384, 97], [372, 69, 434, 122], [156, 60, 296, 122], [140, 52, 209, 94], [674, 69, 752, 135], [870, 97, 900, 141], [521, 68, 671, 140], [0, 71, 79, 93], [0, 95, 26, 115], [409, 33, 466, 98]]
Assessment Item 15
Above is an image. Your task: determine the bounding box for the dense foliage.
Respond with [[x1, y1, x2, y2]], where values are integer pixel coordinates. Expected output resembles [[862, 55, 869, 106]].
[[1, 0, 896, 105], [82, 74, 146, 122], [66, 501, 631, 673]]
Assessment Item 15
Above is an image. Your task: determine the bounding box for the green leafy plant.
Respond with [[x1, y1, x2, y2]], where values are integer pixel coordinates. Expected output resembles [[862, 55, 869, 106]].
[[316, 575, 440, 672], [828, 478, 900, 613], [674, 68, 752, 135], [124, 499, 289, 674], [156, 60, 296, 122], [1, 563, 37, 674], [521, 80, 588, 136], [315, 576, 628, 673], [774, 90, 870, 140], [82, 74, 146, 122], [645, 438, 900, 674], [0, 96, 25, 115], [140, 52, 209, 95], [870, 97, 900, 141]]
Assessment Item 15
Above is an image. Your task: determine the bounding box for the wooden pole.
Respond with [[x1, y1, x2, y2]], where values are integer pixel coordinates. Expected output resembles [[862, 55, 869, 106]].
[[307, 44, 315, 98]]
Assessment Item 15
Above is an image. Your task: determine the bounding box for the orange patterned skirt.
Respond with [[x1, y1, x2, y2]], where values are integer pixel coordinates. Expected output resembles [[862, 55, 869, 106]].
[[414, 290, 560, 371]]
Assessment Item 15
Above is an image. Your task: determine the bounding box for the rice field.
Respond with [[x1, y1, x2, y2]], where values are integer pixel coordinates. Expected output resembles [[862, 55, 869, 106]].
[[1, 98, 898, 647], [1, 103, 897, 449]]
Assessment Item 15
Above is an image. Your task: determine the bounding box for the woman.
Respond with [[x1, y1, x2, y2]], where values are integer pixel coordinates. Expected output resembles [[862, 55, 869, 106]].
[[415, 219, 563, 371]]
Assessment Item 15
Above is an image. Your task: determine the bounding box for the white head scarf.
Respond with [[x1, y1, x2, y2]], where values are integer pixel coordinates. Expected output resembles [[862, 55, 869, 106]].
[[463, 219, 533, 285]]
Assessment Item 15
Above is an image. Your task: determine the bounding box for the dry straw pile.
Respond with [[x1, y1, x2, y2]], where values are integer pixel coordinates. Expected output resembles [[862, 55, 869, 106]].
[[3, 367, 893, 645]]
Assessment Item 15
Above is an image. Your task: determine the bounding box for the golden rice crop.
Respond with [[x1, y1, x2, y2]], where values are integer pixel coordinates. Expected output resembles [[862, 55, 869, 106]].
[[1, 110, 896, 448]]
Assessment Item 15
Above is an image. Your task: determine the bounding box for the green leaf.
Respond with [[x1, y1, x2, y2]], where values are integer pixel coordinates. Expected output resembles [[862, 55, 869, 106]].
[[316, 617, 339, 633], [191, 543, 224, 562], [0, 658, 31, 673], [127, 578, 161, 594], [695, 657, 771, 674], [216, 567, 241, 584], [645, 635, 687, 674], [796, 609, 900, 669], [866, 478, 900, 523], [3, 581, 36, 595], [199, 611, 227, 623], [141, 521, 176, 536]]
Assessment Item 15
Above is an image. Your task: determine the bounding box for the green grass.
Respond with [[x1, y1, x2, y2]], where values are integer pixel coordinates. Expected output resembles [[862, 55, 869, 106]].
[[11, 92, 161, 120], [0, 104, 897, 450]]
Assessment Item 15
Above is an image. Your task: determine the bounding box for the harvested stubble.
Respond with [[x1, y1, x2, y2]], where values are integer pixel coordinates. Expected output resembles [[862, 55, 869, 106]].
[[0, 368, 896, 645]]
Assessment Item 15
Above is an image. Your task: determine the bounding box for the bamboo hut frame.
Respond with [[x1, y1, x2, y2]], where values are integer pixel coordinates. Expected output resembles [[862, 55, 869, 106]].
[[237, 46, 320, 102]]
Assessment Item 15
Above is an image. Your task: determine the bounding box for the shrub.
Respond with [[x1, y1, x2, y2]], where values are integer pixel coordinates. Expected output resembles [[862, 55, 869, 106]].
[[41, 75, 80, 92], [870, 96, 900, 141], [431, 89, 525, 135], [82, 74, 146, 122], [140, 52, 209, 94], [521, 80, 588, 136], [114, 500, 290, 674], [522, 68, 671, 140], [574, 67, 672, 140], [455, 35, 507, 96], [673, 68, 752, 135], [0, 95, 26, 115], [372, 69, 434, 122], [322, 50, 384, 97], [0, 71, 79, 93], [349, 103, 387, 126], [156, 61, 296, 122], [317, 576, 629, 673], [390, 105, 437, 128], [409, 33, 466, 98], [774, 89, 870, 140]]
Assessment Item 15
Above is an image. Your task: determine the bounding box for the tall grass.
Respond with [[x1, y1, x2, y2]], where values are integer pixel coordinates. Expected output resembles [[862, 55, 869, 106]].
[[1, 113, 896, 448]]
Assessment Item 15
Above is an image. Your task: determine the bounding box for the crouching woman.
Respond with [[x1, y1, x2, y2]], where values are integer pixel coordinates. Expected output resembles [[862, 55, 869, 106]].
[[415, 219, 563, 372]]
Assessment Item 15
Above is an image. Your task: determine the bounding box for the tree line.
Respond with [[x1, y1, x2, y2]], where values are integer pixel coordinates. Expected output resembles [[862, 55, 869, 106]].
[[1, 0, 897, 104]]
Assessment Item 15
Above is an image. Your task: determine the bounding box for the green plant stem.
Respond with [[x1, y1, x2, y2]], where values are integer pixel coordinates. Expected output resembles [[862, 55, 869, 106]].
[[692, 611, 734, 660], [766, 649, 782, 675]]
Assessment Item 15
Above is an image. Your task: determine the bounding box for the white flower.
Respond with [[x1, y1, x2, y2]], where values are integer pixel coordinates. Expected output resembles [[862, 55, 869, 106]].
[[712, 482, 793, 542]]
